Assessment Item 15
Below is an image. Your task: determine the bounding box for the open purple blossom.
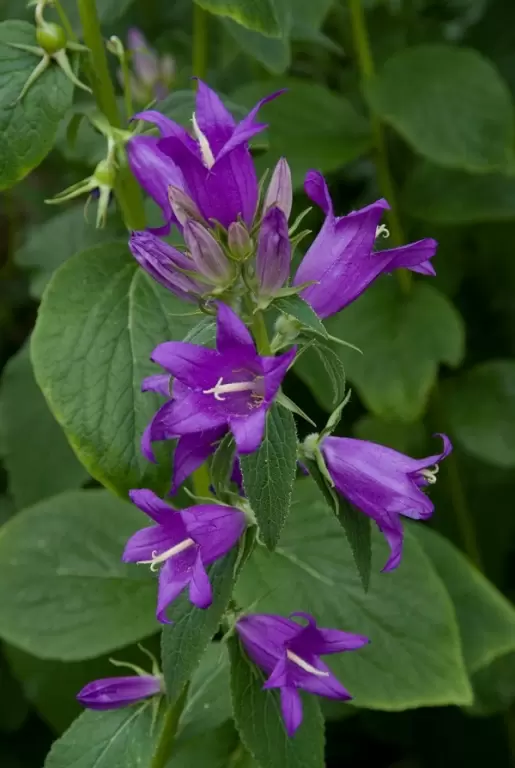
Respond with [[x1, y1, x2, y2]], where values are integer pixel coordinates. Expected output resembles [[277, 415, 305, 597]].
[[142, 302, 296, 458], [124, 28, 174, 104], [236, 612, 369, 736], [293, 171, 437, 319], [319, 434, 452, 571], [127, 80, 283, 232], [123, 489, 245, 622], [77, 674, 162, 711]]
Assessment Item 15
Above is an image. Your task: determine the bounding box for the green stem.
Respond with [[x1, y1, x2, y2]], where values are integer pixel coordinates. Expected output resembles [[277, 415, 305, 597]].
[[347, 0, 411, 295], [252, 310, 271, 355], [150, 685, 189, 768], [120, 50, 134, 122], [77, 0, 146, 231], [192, 3, 208, 79], [53, 0, 76, 41]]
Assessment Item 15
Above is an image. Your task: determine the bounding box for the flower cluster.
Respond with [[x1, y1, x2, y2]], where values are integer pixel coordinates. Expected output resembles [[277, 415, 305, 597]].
[[77, 82, 451, 736]]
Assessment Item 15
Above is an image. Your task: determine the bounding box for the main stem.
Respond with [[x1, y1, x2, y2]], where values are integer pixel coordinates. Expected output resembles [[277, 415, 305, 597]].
[[77, 0, 146, 231], [150, 685, 189, 768], [192, 3, 208, 79], [347, 0, 411, 294]]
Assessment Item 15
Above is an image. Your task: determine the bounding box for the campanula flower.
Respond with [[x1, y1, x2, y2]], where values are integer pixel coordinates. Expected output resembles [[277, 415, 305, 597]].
[[319, 433, 452, 571], [127, 81, 283, 232], [236, 612, 369, 736], [141, 302, 296, 457], [123, 489, 245, 622], [256, 206, 291, 299], [294, 171, 437, 319], [77, 674, 162, 710], [125, 28, 174, 104], [129, 231, 205, 301]]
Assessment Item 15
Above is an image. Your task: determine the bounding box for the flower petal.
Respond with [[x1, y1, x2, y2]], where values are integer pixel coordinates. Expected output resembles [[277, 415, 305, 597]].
[[152, 392, 228, 436], [288, 613, 369, 654], [262, 347, 296, 402], [122, 519, 185, 563], [129, 488, 176, 524], [380, 238, 438, 276], [77, 675, 161, 710], [230, 407, 267, 454], [182, 504, 246, 562], [130, 231, 201, 299], [215, 91, 285, 164], [292, 659, 352, 701], [194, 79, 235, 155], [171, 429, 225, 493], [156, 552, 196, 623], [188, 552, 213, 608], [142, 374, 172, 397], [141, 400, 176, 462], [151, 342, 220, 388], [380, 517, 405, 572], [279, 687, 303, 737], [236, 614, 300, 674], [304, 170, 333, 216], [215, 302, 255, 356]]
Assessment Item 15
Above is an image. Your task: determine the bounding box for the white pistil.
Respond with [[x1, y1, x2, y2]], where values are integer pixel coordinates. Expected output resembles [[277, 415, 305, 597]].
[[203, 376, 256, 402], [138, 538, 195, 572], [286, 650, 329, 677], [419, 464, 439, 485], [375, 224, 390, 239], [192, 113, 215, 169]]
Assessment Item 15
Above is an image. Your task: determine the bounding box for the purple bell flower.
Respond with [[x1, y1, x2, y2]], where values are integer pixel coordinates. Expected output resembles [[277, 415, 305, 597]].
[[256, 206, 291, 299], [127, 81, 283, 232], [320, 433, 452, 571], [141, 302, 296, 457], [125, 28, 174, 104], [77, 674, 162, 711], [123, 489, 245, 622], [293, 171, 438, 319], [236, 612, 369, 737]]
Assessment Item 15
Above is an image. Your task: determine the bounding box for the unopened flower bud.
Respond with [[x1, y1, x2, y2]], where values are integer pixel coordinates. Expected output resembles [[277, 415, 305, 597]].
[[36, 22, 67, 54], [93, 159, 116, 188], [256, 206, 291, 297], [274, 313, 301, 344], [264, 158, 292, 219], [228, 222, 252, 260], [184, 221, 232, 283], [168, 185, 204, 227]]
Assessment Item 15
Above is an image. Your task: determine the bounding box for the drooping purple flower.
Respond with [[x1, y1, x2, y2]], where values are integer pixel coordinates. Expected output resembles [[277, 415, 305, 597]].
[[124, 489, 245, 622], [256, 206, 291, 299], [320, 434, 452, 571], [142, 302, 296, 457], [127, 81, 283, 231], [125, 28, 174, 104], [293, 171, 437, 319], [264, 157, 292, 219], [77, 674, 162, 711], [236, 612, 369, 736]]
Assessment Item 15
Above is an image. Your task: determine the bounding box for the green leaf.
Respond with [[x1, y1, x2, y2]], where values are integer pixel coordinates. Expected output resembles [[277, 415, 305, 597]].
[[231, 79, 372, 188], [171, 723, 245, 768], [211, 434, 237, 499], [224, 19, 290, 74], [443, 361, 515, 468], [403, 162, 515, 224], [15, 206, 125, 299], [0, 490, 157, 660], [366, 44, 515, 172], [354, 415, 428, 455], [469, 653, 515, 716], [240, 404, 297, 550], [229, 635, 325, 768], [235, 479, 473, 709], [0, 344, 88, 508], [0, 21, 74, 189], [275, 296, 328, 339], [44, 701, 161, 768], [179, 643, 231, 740], [182, 317, 217, 347], [412, 525, 515, 674], [161, 550, 236, 703], [193, 0, 280, 36], [324, 281, 464, 421], [294, 342, 347, 410], [31, 243, 198, 497]]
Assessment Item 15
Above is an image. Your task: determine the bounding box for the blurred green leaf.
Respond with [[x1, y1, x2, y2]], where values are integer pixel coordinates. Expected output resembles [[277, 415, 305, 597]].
[[322, 281, 465, 422], [367, 45, 515, 172], [353, 415, 428, 455], [0, 22, 74, 190], [31, 243, 198, 498], [235, 479, 473, 709], [224, 19, 290, 73], [0, 489, 157, 660], [444, 360, 515, 468], [469, 652, 515, 715], [0, 651, 28, 733], [194, 0, 280, 36], [0, 344, 88, 508], [231, 79, 372, 187], [169, 722, 245, 768], [294, 342, 347, 410], [403, 163, 515, 224]]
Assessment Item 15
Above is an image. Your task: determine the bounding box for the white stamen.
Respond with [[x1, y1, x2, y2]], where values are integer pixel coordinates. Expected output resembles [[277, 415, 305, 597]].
[[375, 224, 390, 239], [286, 650, 329, 677], [192, 113, 215, 169], [138, 538, 195, 572], [203, 376, 256, 402], [419, 465, 439, 485]]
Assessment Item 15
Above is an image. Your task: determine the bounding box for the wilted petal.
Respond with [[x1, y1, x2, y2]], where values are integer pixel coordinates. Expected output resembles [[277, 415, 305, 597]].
[[230, 407, 266, 453], [77, 675, 161, 710], [182, 504, 246, 562], [188, 552, 212, 608], [256, 206, 291, 297]]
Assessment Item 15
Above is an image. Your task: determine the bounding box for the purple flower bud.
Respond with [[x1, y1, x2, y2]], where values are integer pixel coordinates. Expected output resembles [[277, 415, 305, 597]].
[[264, 158, 292, 219], [128, 28, 159, 88], [168, 185, 205, 227], [228, 221, 252, 259], [77, 674, 162, 711], [256, 206, 291, 297], [129, 230, 203, 301], [184, 221, 232, 283]]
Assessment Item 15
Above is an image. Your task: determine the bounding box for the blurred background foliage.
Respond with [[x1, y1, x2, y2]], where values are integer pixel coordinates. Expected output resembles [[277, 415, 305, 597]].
[[1, 0, 515, 765]]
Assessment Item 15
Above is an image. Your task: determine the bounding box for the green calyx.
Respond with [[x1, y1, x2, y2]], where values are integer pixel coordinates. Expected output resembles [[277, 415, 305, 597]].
[[36, 22, 67, 54], [93, 159, 116, 188]]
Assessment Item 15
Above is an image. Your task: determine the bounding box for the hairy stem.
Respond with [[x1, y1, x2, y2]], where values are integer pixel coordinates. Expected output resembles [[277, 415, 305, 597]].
[[251, 310, 271, 355], [150, 684, 189, 768], [192, 3, 208, 80]]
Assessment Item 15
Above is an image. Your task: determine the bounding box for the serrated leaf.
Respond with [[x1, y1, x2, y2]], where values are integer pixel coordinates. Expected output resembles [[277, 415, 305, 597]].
[[161, 550, 236, 703], [275, 295, 328, 339], [0, 490, 157, 660], [178, 643, 231, 741], [229, 635, 325, 768], [366, 44, 515, 172], [193, 0, 280, 36], [294, 342, 346, 409], [0, 21, 74, 190], [31, 243, 198, 497], [240, 404, 297, 550], [182, 317, 217, 347]]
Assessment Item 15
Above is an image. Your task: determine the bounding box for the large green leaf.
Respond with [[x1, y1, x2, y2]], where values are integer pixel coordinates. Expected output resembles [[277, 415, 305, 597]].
[[367, 45, 515, 172], [224, 19, 290, 74], [194, 0, 280, 36], [15, 206, 124, 300], [0, 344, 88, 508], [229, 635, 325, 768], [231, 79, 372, 187], [0, 490, 157, 660], [443, 361, 515, 468], [403, 162, 515, 224], [293, 342, 346, 410], [235, 480, 473, 709], [322, 281, 464, 421], [178, 643, 231, 740], [31, 243, 197, 497], [0, 21, 74, 189], [240, 404, 297, 550]]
